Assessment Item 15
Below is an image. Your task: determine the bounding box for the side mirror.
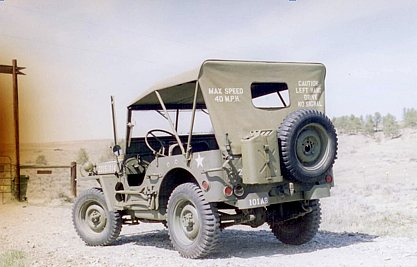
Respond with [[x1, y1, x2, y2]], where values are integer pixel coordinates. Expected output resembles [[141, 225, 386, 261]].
[[113, 145, 123, 156]]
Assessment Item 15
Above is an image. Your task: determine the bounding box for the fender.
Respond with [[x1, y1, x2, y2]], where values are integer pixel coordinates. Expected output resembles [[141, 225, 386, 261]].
[[78, 174, 119, 211]]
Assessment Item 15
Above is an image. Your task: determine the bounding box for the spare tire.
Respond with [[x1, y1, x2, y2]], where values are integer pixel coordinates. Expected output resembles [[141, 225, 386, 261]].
[[278, 109, 337, 184]]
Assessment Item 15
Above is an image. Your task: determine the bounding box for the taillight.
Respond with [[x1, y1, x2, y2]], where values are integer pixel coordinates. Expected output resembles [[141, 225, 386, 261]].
[[326, 175, 333, 183], [202, 180, 210, 191], [224, 186, 233, 197]]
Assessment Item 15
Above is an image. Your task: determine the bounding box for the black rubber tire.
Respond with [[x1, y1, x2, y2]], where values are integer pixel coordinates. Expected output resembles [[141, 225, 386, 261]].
[[167, 183, 220, 259], [268, 200, 321, 245], [278, 109, 337, 184], [72, 188, 122, 246]]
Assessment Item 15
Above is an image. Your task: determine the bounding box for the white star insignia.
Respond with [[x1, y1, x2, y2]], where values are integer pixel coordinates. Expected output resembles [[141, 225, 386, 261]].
[[195, 153, 204, 168]]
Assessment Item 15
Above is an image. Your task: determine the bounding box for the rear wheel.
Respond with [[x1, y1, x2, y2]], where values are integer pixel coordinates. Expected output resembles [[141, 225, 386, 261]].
[[267, 200, 321, 245], [167, 183, 220, 258], [72, 188, 122, 246]]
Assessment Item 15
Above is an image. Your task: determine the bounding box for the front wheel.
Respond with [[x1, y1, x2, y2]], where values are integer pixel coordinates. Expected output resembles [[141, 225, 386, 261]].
[[267, 200, 321, 245], [167, 183, 220, 258], [72, 188, 122, 246]]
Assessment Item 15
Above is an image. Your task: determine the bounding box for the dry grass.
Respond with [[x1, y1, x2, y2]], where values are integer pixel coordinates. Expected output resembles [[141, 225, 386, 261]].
[[321, 183, 417, 237], [0, 251, 26, 267], [321, 129, 417, 238]]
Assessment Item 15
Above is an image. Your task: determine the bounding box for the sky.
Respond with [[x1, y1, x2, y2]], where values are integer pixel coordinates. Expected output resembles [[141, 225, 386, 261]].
[[0, 0, 416, 144]]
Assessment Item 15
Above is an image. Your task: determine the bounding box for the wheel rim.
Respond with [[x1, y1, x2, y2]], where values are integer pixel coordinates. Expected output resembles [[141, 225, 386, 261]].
[[173, 200, 200, 245], [295, 123, 329, 170], [79, 201, 107, 234]]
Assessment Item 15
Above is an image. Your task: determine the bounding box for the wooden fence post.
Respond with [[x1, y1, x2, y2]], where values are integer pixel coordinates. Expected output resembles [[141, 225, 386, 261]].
[[70, 162, 77, 197], [0, 59, 25, 201]]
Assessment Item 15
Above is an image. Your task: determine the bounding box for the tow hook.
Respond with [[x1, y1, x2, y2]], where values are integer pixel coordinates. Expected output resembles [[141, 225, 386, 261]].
[[301, 202, 313, 213]]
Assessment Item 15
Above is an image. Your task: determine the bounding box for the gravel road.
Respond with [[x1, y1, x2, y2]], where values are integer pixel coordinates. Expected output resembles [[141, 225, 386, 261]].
[[1, 203, 416, 267]]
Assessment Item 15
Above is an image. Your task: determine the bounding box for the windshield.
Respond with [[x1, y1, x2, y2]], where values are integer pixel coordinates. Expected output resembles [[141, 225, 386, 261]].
[[129, 109, 213, 138]]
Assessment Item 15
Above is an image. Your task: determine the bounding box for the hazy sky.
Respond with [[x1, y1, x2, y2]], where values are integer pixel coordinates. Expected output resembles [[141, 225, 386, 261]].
[[1, 0, 416, 143]]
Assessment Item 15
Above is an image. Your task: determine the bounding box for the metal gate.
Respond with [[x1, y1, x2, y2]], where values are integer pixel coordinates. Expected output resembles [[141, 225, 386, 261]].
[[0, 155, 13, 203]]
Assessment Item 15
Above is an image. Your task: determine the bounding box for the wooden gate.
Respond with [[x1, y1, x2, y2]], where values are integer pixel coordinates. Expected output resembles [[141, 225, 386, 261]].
[[0, 156, 13, 203]]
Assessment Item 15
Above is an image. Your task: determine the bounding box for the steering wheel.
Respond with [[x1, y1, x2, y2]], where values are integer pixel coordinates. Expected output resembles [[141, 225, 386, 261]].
[[145, 129, 177, 157]]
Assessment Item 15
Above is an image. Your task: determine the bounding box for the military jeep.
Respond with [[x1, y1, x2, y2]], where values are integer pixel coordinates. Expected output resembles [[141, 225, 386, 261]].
[[72, 60, 338, 258]]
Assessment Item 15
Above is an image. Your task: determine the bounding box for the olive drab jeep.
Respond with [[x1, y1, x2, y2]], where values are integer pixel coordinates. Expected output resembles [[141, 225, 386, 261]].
[[72, 60, 338, 258]]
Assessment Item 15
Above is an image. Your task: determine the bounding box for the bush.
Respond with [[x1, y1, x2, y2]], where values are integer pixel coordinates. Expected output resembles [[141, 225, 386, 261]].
[[76, 148, 89, 164], [58, 191, 73, 203], [374, 112, 381, 132], [383, 113, 400, 138], [348, 114, 362, 134], [332, 110, 411, 140], [363, 115, 375, 136], [332, 115, 363, 135], [35, 155, 47, 165], [403, 108, 417, 129]]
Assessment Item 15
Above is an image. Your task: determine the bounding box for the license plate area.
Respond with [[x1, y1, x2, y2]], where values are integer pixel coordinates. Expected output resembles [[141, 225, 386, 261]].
[[236, 192, 269, 209]]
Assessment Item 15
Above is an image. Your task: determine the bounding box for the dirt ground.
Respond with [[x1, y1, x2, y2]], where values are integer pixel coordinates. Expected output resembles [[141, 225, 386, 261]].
[[1, 203, 416, 267], [1, 130, 417, 266]]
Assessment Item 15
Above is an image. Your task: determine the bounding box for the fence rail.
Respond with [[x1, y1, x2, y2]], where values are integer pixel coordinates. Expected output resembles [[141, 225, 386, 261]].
[[1, 161, 78, 202], [20, 165, 73, 169], [21, 162, 77, 197]]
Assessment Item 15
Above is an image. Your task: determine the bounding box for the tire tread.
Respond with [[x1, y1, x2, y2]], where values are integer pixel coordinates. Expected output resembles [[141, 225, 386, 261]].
[[278, 109, 338, 184], [167, 183, 220, 259], [72, 188, 122, 246], [267, 200, 321, 245]]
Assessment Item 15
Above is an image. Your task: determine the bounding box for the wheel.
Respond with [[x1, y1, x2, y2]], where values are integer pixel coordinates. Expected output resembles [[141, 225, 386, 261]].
[[278, 109, 337, 184], [167, 183, 220, 258], [145, 129, 176, 157], [72, 188, 122, 246], [267, 200, 321, 245]]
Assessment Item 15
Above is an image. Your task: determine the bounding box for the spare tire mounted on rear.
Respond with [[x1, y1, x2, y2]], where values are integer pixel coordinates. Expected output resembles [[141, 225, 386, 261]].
[[278, 109, 337, 184]]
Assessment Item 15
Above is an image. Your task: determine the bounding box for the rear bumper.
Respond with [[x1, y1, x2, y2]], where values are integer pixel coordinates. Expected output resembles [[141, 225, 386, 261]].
[[229, 183, 331, 210]]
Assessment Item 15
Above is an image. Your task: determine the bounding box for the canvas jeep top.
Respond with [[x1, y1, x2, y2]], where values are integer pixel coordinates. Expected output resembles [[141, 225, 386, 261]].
[[73, 59, 338, 259]]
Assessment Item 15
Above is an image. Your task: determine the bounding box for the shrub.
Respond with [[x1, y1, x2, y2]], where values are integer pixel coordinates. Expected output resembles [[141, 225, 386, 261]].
[[403, 108, 417, 129], [76, 148, 89, 164], [363, 115, 375, 136], [374, 112, 381, 132], [35, 155, 47, 165], [383, 113, 400, 138]]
